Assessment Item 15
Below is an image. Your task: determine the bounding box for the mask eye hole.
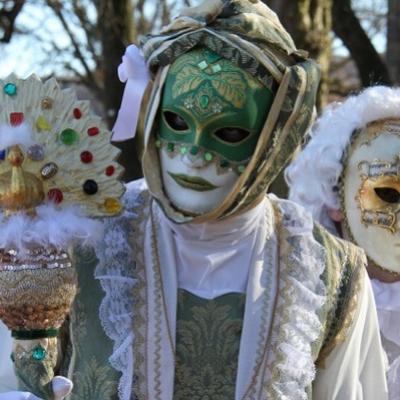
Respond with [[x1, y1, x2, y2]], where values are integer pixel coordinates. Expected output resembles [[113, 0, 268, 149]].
[[374, 187, 400, 203], [163, 111, 189, 131], [214, 127, 251, 144]]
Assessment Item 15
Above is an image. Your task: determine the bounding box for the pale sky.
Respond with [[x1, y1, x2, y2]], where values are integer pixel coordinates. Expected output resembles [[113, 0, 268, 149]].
[[0, 0, 387, 80]]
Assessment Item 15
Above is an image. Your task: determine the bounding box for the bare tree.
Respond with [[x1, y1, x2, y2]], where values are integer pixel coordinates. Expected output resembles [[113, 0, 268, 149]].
[[332, 0, 391, 86], [0, 0, 26, 42], [387, 0, 400, 83]]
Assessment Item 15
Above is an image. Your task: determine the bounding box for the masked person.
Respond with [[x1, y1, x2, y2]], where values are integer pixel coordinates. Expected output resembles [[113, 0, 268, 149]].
[[286, 85, 400, 399], [2, 1, 388, 399]]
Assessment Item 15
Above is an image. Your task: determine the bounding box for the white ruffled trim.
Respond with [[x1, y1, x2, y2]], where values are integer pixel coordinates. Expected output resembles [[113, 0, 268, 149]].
[[269, 197, 326, 399], [94, 178, 147, 400]]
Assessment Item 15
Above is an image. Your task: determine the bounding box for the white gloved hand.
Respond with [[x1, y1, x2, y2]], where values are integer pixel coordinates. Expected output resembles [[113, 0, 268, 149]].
[[0, 376, 73, 400]]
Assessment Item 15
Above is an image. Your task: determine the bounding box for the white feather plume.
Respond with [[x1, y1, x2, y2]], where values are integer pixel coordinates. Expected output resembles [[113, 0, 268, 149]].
[[0, 204, 104, 252], [0, 123, 35, 150]]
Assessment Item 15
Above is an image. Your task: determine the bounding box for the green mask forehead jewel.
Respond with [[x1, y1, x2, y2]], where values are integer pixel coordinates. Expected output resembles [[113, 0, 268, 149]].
[[157, 48, 274, 170]]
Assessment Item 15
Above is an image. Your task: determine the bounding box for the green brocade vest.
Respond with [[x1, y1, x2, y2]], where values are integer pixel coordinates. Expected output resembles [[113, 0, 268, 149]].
[[174, 289, 245, 399]]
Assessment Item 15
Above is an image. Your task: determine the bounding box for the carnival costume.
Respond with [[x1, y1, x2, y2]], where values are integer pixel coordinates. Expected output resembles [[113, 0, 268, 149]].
[[287, 86, 400, 399], [1, 1, 388, 399]]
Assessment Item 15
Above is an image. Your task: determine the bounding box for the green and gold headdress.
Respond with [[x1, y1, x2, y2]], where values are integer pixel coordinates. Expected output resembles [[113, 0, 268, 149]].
[[140, 0, 320, 223]]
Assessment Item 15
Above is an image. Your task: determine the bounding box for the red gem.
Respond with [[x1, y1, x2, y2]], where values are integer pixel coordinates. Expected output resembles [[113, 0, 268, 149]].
[[10, 112, 24, 126], [105, 165, 115, 176], [80, 151, 93, 163], [47, 188, 63, 204], [87, 127, 100, 136], [73, 108, 82, 119]]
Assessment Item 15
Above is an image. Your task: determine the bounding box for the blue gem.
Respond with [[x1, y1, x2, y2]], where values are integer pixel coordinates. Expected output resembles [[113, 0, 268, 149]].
[[4, 83, 17, 96], [32, 345, 46, 361], [0, 150, 6, 161]]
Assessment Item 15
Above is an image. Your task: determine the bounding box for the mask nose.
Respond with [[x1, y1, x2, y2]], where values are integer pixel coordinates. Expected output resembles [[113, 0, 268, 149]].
[[182, 152, 207, 168]]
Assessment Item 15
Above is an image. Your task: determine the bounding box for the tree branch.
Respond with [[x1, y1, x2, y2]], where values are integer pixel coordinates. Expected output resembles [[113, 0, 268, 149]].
[[332, 0, 391, 86], [0, 0, 26, 43]]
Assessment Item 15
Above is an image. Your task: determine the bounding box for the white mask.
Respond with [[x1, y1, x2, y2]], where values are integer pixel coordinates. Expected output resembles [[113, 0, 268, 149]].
[[159, 148, 238, 214], [342, 119, 400, 273]]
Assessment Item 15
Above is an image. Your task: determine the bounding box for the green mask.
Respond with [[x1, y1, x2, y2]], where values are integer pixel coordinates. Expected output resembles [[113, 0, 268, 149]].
[[157, 48, 274, 172]]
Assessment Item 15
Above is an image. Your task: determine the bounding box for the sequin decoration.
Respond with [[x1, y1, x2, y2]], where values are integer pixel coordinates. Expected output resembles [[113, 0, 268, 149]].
[[36, 116, 52, 132], [31, 345, 46, 361], [83, 179, 98, 195], [104, 198, 122, 214], [73, 108, 82, 119], [41, 97, 53, 110], [87, 127, 99, 136], [3, 83, 17, 96], [27, 145, 45, 161], [10, 112, 24, 126], [41, 162, 58, 179], [47, 188, 63, 204], [190, 146, 199, 156], [80, 151, 93, 164], [60, 129, 79, 145], [204, 152, 213, 162], [105, 165, 115, 176]]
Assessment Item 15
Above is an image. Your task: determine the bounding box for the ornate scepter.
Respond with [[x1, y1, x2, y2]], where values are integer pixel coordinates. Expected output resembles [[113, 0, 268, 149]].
[[0, 75, 124, 399]]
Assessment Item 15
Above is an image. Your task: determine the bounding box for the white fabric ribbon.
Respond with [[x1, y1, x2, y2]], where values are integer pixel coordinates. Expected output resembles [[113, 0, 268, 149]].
[[112, 45, 150, 142]]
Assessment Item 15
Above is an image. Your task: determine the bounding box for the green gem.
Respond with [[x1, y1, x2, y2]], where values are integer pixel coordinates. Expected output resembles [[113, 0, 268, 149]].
[[190, 146, 199, 155], [220, 159, 230, 168], [204, 50, 221, 63], [238, 165, 246, 174], [211, 64, 222, 73], [4, 83, 17, 96], [198, 60, 208, 70], [179, 146, 188, 155], [199, 95, 209, 109], [204, 152, 213, 162], [60, 128, 79, 145], [167, 142, 175, 152], [155, 139, 162, 148], [32, 345, 46, 361]]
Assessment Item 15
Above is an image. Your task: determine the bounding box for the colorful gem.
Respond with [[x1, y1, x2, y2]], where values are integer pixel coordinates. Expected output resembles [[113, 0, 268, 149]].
[[179, 146, 188, 155], [204, 50, 221, 63], [60, 129, 79, 145], [83, 179, 98, 195], [238, 165, 246, 174], [10, 112, 24, 126], [31, 345, 46, 361], [0, 150, 5, 161], [198, 61, 208, 70], [220, 159, 230, 168], [41, 162, 58, 179], [204, 152, 213, 162], [104, 198, 122, 214], [27, 145, 45, 161], [155, 139, 162, 148], [73, 108, 82, 119], [167, 142, 175, 152], [199, 95, 209, 109], [80, 151, 93, 163], [36, 116, 52, 131], [3, 83, 17, 96], [211, 64, 222, 73], [190, 146, 199, 155], [87, 127, 100, 136], [48, 188, 63, 204], [105, 165, 115, 176], [41, 97, 53, 110]]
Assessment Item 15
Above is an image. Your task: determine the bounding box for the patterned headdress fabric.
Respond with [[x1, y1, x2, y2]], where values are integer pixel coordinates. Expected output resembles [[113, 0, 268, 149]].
[[141, 0, 320, 223]]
